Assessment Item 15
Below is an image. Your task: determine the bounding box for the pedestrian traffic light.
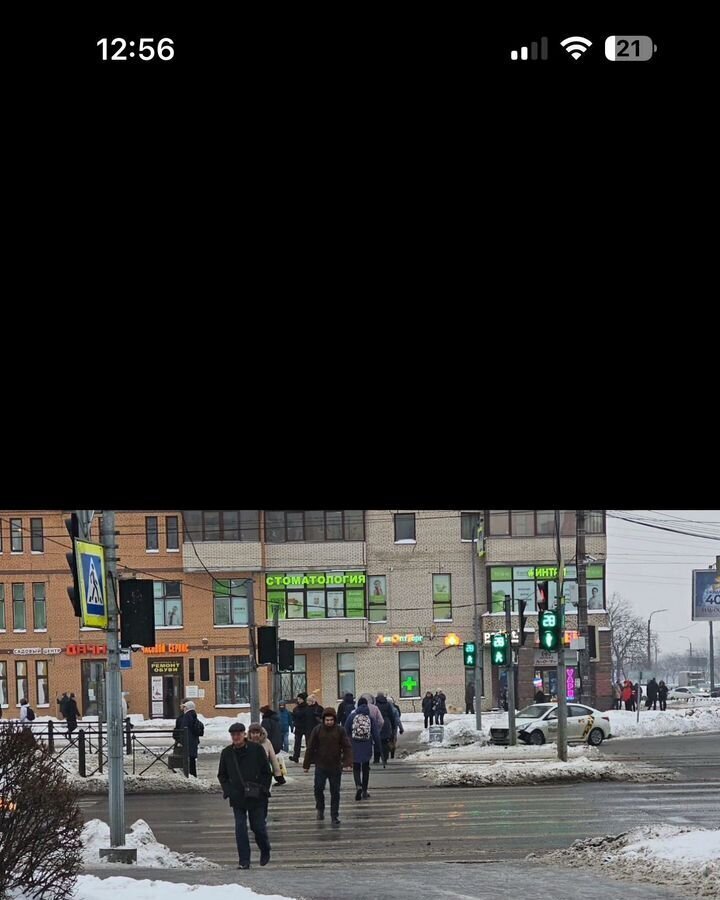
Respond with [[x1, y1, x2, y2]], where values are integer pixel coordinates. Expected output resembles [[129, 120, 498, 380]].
[[463, 641, 477, 667], [64, 514, 81, 617], [518, 599, 528, 646], [491, 633, 510, 666], [539, 609, 560, 651], [278, 639, 295, 671], [257, 626, 277, 664]]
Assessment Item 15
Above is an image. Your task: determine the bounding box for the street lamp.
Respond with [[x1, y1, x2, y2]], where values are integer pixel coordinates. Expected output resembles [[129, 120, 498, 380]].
[[681, 635, 693, 667], [647, 609, 668, 669]]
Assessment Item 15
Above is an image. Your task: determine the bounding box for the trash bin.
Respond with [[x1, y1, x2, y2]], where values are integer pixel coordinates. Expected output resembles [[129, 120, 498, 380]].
[[428, 725, 444, 744]]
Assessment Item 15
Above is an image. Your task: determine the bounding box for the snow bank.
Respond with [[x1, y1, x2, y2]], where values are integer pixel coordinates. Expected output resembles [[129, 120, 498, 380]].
[[606, 704, 720, 738], [82, 818, 219, 869], [530, 824, 720, 898], [10, 874, 297, 900], [68, 769, 218, 794], [408, 743, 596, 763], [423, 758, 674, 786]]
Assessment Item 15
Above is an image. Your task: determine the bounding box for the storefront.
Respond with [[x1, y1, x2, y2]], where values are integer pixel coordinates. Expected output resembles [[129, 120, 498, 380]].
[[266, 572, 367, 619], [144, 644, 189, 719], [488, 564, 606, 612]]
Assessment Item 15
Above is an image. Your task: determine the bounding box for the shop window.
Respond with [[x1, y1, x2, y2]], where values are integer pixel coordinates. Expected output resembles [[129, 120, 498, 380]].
[[368, 575, 387, 622], [432, 574, 452, 621], [399, 651, 421, 698], [266, 574, 366, 620]]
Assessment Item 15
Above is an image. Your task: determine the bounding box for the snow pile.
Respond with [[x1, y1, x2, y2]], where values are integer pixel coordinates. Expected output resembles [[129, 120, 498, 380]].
[[530, 824, 720, 897], [423, 757, 674, 786], [68, 769, 218, 794], [10, 875, 297, 899], [409, 742, 596, 763], [416, 717, 488, 746], [82, 818, 219, 869], [607, 704, 720, 738]]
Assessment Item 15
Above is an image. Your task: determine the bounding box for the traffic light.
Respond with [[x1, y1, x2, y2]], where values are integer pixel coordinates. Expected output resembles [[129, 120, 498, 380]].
[[278, 639, 295, 671], [64, 514, 81, 617], [119, 580, 156, 648], [539, 608, 560, 651], [491, 633, 510, 666], [463, 641, 477, 667], [257, 626, 277, 664], [518, 599, 528, 646]]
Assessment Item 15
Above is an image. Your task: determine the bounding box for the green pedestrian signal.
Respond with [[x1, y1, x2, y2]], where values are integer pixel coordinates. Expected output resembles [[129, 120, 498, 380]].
[[491, 633, 510, 666], [539, 609, 560, 651], [463, 642, 477, 667]]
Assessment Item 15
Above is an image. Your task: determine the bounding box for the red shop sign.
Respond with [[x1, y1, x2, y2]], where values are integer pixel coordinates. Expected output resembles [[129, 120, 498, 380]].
[[66, 644, 107, 656]]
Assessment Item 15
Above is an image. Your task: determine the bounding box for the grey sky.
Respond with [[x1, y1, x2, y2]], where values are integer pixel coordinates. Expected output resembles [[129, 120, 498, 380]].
[[606, 510, 720, 657]]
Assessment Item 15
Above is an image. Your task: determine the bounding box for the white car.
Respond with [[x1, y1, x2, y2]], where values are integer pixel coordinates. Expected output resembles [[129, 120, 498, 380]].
[[490, 702, 612, 747], [667, 686, 710, 701]]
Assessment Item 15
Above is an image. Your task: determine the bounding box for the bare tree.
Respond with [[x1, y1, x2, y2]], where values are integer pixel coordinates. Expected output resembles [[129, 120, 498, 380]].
[[0, 722, 83, 899], [607, 592, 651, 681]]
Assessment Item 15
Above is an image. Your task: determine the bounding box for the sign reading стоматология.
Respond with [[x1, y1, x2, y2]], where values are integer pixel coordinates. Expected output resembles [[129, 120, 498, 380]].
[[692, 569, 720, 620]]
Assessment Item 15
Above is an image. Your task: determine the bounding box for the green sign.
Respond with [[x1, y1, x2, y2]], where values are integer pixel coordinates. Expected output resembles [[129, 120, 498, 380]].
[[401, 675, 418, 693], [463, 641, 476, 667], [491, 632, 509, 666], [266, 572, 366, 587]]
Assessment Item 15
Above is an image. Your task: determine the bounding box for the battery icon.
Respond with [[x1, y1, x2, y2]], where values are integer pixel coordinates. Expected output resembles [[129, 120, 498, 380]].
[[604, 35, 656, 61]]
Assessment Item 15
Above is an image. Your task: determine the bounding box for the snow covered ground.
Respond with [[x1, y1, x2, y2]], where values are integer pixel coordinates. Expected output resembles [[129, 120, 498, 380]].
[[531, 824, 720, 898], [82, 818, 219, 868], [10, 876, 296, 900], [423, 757, 674, 786]]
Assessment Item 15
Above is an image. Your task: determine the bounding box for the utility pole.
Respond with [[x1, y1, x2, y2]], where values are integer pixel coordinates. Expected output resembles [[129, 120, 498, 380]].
[[504, 594, 516, 745], [100, 511, 134, 861], [246, 578, 260, 723], [555, 510, 568, 762], [272, 604, 280, 710], [576, 509, 591, 705], [710, 557, 718, 692], [471, 533, 482, 731]]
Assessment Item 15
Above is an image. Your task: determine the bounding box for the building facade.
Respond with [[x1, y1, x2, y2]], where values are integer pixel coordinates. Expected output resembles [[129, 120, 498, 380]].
[[0, 510, 611, 721]]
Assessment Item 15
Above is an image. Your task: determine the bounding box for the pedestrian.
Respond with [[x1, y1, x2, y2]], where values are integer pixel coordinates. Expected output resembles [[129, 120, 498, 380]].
[[303, 707, 353, 825], [277, 701, 293, 753], [248, 723, 286, 821], [632, 682, 640, 712], [359, 693, 385, 733], [260, 705, 283, 754], [465, 681, 475, 715], [336, 692, 355, 726], [218, 722, 272, 869], [658, 680, 668, 711], [65, 692, 80, 740], [306, 694, 324, 727], [19, 698, 36, 746], [422, 691, 434, 728], [612, 681, 623, 710], [386, 695, 404, 759], [433, 690, 447, 725], [621, 680, 633, 711], [534, 688, 547, 703], [345, 697, 381, 800], [290, 693, 316, 763], [646, 678, 658, 711], [56, 692, 70, 719], [177, 700, 204, 776], [374, 693, 397, 767]]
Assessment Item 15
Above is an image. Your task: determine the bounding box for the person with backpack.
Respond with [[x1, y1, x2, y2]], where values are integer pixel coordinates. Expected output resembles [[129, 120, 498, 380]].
[[19, 698, 36, 724], [345, 697, 381, 799], [177, 699, 204, 776]]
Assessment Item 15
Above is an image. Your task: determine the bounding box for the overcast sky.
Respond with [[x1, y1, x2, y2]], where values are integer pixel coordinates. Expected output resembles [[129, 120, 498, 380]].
[[606, 510, 720, 658]]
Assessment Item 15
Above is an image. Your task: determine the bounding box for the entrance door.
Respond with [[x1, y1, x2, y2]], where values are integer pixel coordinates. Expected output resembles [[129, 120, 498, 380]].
[[82, 660, 106, 719], [149, 659, 184, 719]]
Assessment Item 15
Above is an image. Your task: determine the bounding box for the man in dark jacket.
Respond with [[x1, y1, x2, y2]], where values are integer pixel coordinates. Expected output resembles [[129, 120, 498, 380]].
[[303, 707, 353, 825], [177, 700, 203, 776], [218, 723, 272, 869], [646, 678, 659, 711], [260, 705, 283, 754], [336, 692, 355, 726], [465, 681, 475, 715], [290, 693, 317, 763], [64, 693, 80, 739], [374, 693, 397, 766]]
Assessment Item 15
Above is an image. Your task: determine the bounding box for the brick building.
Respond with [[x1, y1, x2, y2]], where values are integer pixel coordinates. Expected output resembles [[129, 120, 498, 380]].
[[0, 510, 611, 721]]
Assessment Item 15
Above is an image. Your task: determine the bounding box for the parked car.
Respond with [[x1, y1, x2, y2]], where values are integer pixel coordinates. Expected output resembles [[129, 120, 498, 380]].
[[490, 702, 612, 747], [667, 686, 710, 701]]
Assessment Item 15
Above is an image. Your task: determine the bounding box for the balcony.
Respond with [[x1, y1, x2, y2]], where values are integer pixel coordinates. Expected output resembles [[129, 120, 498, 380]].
[[182, 541, 262, 572], [269, 616, 369, 648]]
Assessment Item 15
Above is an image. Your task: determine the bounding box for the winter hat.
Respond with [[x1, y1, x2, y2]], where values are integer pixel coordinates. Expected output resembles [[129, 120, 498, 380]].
[[229, 722, 246, 733], [182, 700, 196, 710], [322, 707, 337, 720], [260, 705, 272, 715], [297, 692, 308, 700]]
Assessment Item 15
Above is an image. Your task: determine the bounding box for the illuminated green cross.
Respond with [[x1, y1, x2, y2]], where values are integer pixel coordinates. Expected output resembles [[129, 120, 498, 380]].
[[401, 675, 418, 693]]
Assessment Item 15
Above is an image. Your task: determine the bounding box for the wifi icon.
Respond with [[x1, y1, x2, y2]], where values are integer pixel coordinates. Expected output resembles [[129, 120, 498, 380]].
[[560, 36, 592, 60]]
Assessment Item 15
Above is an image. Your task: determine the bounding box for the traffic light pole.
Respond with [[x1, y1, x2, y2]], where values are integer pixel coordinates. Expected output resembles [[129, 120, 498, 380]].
[[272, 604, 280, 711], [471, 535, 482, 731], [555, 511, 568, 762], [246, 578, 260, 724], [504, 594, 516, 745]]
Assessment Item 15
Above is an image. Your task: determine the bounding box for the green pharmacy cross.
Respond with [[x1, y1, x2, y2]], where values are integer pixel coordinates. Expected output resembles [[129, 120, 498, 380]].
[[401, 675, 418, 693]]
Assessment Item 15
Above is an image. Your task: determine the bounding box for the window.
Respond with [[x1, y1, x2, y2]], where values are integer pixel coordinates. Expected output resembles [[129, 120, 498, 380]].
[[214, 580, 249, 626], [199, 658, 210, 682], [337, 652, 355, 698], [166, 516, 179, 550], [96, 516, 104, 543], [183, 511, 260, 542], [215, 656, 250, 705], [461, 512, 482, 541], [511, 510, 534, 536], [16, 660, 28, 705], [560, 510, 576, 536], [11, 519, 23, 552], [36, 660, 49, 705], [488, 565, 605, 614], [33, 583, 47, 630], [264, 511, 365, 543], [432, 574, 452, 621], [188, 658, 195, 681], [488, 510, 510, 535], [266, 572, 367, 620], [535, 510, 555, 535], [0, 519, 2, 551], [154, 581, 183, 626], [12, 584, 26, 630], [0, 585, 5, 630], [145, 516, 159, 551], [280, 654, 306, 701], [586, 510, 605, 534], [394, 513, 416, 542], [368, 575, 387, 622], [0, 661, 7, 705], [399, 651, 421, 698], [30, 518, 44, 552]]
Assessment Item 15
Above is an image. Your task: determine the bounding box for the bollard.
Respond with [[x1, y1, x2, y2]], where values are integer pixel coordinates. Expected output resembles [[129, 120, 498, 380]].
[[47, 720, 55, 754], [125, 717, 132, 755], [97, 719, 103, 774], [78, 729, 86, 777]]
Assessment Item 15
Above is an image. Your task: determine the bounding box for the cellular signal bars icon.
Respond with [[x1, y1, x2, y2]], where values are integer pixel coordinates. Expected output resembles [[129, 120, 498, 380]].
[[510, 38, 548, 61]]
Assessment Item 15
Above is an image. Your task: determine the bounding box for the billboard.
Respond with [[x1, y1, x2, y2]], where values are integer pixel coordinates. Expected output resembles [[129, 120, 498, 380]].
[[692, 569, 720, 620]]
